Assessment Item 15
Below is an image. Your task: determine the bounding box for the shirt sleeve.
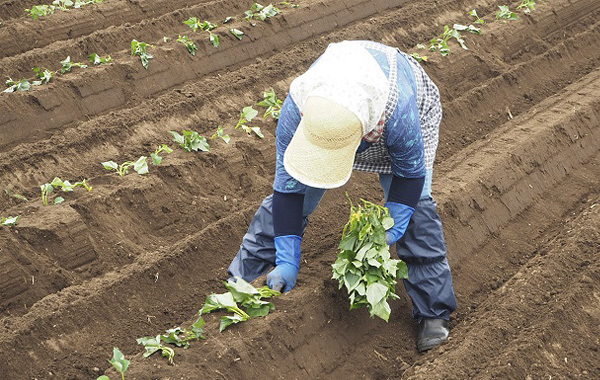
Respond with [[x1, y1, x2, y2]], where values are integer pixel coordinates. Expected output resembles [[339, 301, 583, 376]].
[[273, 95, 308, 194], [385, 58, 426, 179]]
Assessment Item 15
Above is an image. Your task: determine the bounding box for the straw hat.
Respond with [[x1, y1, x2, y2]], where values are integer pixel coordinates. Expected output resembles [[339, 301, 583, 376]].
[[283, 96, 363, 189]]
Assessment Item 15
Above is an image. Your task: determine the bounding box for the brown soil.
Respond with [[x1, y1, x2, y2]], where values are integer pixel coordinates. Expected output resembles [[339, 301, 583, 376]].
[[0, 0, 598, 379]]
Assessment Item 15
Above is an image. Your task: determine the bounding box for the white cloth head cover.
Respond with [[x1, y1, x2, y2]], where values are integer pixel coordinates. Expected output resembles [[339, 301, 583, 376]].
[[289, 41, 389, 136]]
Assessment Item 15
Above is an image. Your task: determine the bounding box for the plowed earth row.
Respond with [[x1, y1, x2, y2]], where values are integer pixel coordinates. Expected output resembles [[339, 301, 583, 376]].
[[0, 0, 598, 379]]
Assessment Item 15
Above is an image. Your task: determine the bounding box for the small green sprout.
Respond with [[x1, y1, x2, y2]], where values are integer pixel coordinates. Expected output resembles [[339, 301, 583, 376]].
[[256, 89, 282, 119], [469, 9, 485, 24], [230, 28, 244, 40], [235, 106, 264, 138], [1, 216, 20, 226], [4, 78, 31, 93], [176, 35, 198, 56], [496, 5, 519, 20], [131, 40, 154, 70], [410, 52, 428, 62], [60, 56, 88, 74], [171, 130, 210, 152], [136, 335, 175, 365], [88, 53, 112, 65], [223, 16, 234, 23], [517, 0, 535, 14], [40, 177, 92, 205], [5, 189, 28, 202], [106, 347, 129, 380], [52, 0, 73, 10], [25, 5, 56, 19], [150, 144, 173, 165], [102, 157, 149, 176], [452, 23, 482, 35], [245, 3, 281, 24], [183, 18, 217, 32], [211, 125, 231, 144], [32, 67, 55, 84], [429, 24, 469, 56], [208, 32, 220, 48]]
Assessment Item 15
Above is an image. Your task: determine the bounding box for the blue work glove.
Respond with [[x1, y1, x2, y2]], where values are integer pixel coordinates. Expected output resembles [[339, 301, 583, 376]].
[[384, 201, 415, 245], [267, 235, 302, 293]]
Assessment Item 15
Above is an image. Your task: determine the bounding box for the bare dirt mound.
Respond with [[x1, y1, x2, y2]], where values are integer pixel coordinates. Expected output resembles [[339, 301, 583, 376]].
[[0, 0, 599, 379]]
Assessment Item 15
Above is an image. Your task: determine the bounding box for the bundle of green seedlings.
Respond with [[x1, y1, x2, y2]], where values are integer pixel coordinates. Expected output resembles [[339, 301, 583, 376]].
[[40, 177, 92, 206], [332, 198, 408, 322], [201, 277, 280, 331]]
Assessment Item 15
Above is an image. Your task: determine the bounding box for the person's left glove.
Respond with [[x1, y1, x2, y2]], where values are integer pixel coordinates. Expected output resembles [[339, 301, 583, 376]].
[[267, 235, 302, 293], [384, 201, 415, 245]]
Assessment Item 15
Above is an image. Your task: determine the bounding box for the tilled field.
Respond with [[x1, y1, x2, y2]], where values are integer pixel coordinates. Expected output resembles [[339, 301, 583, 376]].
[[0, 0, 599, 379]]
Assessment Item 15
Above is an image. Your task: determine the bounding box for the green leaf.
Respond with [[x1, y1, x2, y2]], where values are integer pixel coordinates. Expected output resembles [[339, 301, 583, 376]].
[[97, 376, 111, 380], [242, 106, 258, 121], [54, 196, 65, 204], [366, 282, 388, 307], [209, 32, 220, 48], [102, 161, 118, 170], [133, 156, 148, 174], [108, 347, 129, 376], [1, 215, 20, 226], [397, 260, 408, 279], [150, 153, 162, 166], [225, 277, 260, 302], [201, 292, 238, 314], [230, 28, 244, 40], [219, 314, 245, 332], [370, 299, 391, 322]]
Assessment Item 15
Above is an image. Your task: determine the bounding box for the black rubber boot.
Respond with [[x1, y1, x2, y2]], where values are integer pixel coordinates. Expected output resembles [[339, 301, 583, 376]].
[[417, 318, 449, 352]]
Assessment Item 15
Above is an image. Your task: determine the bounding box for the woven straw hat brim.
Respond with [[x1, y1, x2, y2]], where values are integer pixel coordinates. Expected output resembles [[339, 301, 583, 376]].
[[284, 117, 361, 189]]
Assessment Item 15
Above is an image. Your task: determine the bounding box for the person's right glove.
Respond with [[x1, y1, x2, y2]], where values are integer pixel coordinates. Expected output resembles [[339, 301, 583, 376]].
[[267, 235, 302, 293], [384, 201, 415, 246]]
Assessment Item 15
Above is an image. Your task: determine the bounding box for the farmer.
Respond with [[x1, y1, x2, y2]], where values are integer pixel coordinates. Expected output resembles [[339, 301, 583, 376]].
[[228, 40, 457, 352]]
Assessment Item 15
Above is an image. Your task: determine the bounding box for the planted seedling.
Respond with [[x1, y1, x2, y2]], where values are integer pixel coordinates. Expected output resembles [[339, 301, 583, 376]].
[[496, 5, 519, 20], [25, 5, 55, 19], [256, 89, 282, 119], [5, 189, 28, 202], [517, 0, 535, 14], [131, 40, 153, 70], [1, 215, 20, 226], [88, 53, 112, 65], [183, 18, 217, 32], [40, 177, 92, 205], [60, 56, 88, 74], [331, 197, 409, 322], [200, 277, 280, 331], [53, 0, 73, 10], [209, 32, 219, 48], [245, 3, 281, 25], [410, 52, 428, 62], [230, 28, 244, 40], [176, 35, 198, 56], [97, 347, 129, 380], [4, 78, 31, 93], [429, 25, 469, 56], [469, 9, 485, 24], [102, 157, 149, 176], [136, 335, 175, 364], [235, 106, 264, 138], [161, 316, 206, 348], [32, 67, 55, 84], [171, 130, 210, 152], [452, 23, 482, 35], [211, 125, 230, 144], [150, 144, 173, 165], [223, 16, 234, 23]]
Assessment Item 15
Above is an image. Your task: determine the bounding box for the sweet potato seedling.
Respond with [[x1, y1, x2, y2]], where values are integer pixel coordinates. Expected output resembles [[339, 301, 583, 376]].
[[32, 67, 54, 84], [150, 144, 173, 165], [429, 24, 472, 56], [102, 157, 149, 176], [136, 335, 175, 365], [89, 53, 112, 65], [171, 130, 210, 152], [5, 189, 28, 202], [256, 89, 282, 119], [60, 56, 88, 74], [176, 35, 198, 56], [469, 9, 485, 24], [245, 3, 281, 25], [200, 278, 280, 331], [235, 106, 264, 138], [131, 40, 153, 70], [40, 177, 92, 205], [332, 198, 408, 322], [1, 216, 20, 226], [211, 125, 231, 144], [496, 5, 519, 20], [183, 18, 217, 32], [25, 5, 55, 19], [4, 78, 31, 93], [97, 347, 129, 380], [410, 52, 428, 62], [517, 0, 535, 14], [453, 23, 482, 35], [230, 28, 244, 40]]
